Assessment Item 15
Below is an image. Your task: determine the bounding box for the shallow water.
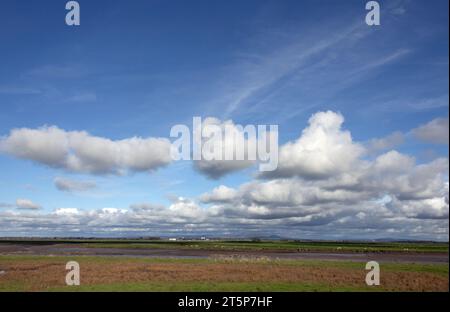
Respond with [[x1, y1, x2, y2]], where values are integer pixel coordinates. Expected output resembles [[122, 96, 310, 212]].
[[0, 243, 448, 264]]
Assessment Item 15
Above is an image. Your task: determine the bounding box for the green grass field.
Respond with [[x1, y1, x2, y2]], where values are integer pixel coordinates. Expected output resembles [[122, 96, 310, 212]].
[[79, 241, 449, 253], [1, 239, 448, 253]]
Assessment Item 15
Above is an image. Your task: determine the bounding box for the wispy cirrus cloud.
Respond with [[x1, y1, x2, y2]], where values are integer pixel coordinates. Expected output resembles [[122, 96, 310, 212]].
[[65, 92, 97, 103], [213, 21, 372, 119], [0, 86, 41, 95], [203, 14, 412, 122], [23, 64, 92, 80]]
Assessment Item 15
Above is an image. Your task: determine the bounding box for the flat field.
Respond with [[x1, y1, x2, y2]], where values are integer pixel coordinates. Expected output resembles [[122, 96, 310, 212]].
[[0, 240, 448, 292]]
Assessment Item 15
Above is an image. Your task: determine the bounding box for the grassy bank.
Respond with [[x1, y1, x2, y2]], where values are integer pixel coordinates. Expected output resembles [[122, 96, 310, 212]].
[[1, 239, 448, 253], [0, 255, 447, 292]]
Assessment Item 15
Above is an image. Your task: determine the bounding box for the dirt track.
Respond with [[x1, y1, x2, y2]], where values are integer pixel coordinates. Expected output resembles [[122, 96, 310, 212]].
[[0, 243, 447, 264]]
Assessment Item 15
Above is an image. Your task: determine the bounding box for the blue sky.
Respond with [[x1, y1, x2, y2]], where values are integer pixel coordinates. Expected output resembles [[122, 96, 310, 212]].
[[0, 0, 448, 239]]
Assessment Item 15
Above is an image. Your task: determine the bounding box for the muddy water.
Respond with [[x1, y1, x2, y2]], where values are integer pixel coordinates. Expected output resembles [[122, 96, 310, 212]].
[[0, 243, 448, 264]]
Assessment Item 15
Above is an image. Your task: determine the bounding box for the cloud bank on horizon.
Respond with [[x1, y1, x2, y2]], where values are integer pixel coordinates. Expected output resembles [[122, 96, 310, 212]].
[[0, 111, 448, 240], [0, 0, 448, 240]]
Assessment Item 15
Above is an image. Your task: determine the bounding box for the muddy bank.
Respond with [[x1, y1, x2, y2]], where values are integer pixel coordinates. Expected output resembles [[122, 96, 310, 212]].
[[0, 243, 447, 264]]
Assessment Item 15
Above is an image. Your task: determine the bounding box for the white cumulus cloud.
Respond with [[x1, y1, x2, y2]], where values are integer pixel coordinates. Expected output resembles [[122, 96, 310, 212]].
[[262, 111, 365, 179], [0, 126, 172, 175], [16, 199, 41, 210], [412, 117, 449, 144], [54, 177, 97, 192]]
